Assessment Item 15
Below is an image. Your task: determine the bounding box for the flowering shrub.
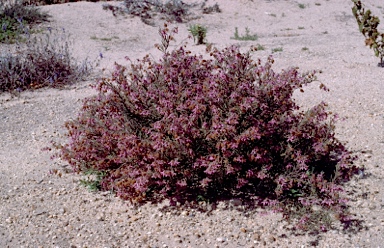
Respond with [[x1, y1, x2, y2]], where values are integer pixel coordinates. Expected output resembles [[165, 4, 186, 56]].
[[60, 25, 358, 230]]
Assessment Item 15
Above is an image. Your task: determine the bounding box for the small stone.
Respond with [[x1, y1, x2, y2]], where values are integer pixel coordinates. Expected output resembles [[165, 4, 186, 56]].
[[262, 240, 267, 246], [240, 227, 247, 233], [368, 204, 376, 210], [181, 211, 189, 216], [311, 205, 321, 212], [253, 232, 261, 241], [216, 237, 226, 242], [227, 217, 234, 222], [230, 199, 242, 206], [356, 200, 363, 208], [207, 203, 216, 211], [34, 209, 47, 216], [130, 215, 140, 222], [96, 212, 105, 221], [141, 235, 149, 243], [265, 235, 276, 243]]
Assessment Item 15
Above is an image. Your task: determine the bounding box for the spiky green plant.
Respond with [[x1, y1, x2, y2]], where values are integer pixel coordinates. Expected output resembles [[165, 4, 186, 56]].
[[188, 24, 206, 45]]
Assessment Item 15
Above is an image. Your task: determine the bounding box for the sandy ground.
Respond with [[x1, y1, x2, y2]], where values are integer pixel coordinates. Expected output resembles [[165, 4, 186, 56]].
[[0, 0, 383, 247]]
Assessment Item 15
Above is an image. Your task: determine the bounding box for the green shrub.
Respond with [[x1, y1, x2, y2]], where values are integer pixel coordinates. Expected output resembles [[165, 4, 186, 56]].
[[352, 0, 384, 67], [0, 1, 50, 43], [0, 16, 22, 43], [59, 25, 359, 232]]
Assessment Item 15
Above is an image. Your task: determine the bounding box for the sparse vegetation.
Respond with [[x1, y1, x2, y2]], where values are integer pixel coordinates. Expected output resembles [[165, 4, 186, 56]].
[[22, 0, 115, 5], [231, 27, 258, 41], [102, 0, 220, 26], [79, 169, 107, 192], [298, 3, 306, 9], [272, 47, 283, 53], [352, 0, 384, 67], [0, 27, 94, 93], [90, 35, 119, 42], [256, 44, 265, 50]]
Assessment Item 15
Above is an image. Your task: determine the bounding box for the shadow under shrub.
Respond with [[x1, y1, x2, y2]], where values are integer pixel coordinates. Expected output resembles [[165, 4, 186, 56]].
[[0, 27, 93, 93], [59, 26, 358, 230]]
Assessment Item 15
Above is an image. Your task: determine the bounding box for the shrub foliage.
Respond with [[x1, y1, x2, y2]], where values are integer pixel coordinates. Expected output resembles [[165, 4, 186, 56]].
[[60, 25, 358, 229]]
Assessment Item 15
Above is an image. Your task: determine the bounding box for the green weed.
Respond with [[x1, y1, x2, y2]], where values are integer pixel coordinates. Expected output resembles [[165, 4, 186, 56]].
[[272, 47, 283, 53], [231, 27, 258, 41], [188, 24, 207, 45]]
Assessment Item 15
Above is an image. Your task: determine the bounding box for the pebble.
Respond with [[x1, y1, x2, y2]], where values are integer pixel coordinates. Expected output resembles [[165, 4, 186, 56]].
[[230, 199, 242, 207], [96, 212, 105, 221], [265, 235, 276, 243], [216, 237, 226, 242], [252, 232, 261, 241], [181, 211, 189, 216]]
